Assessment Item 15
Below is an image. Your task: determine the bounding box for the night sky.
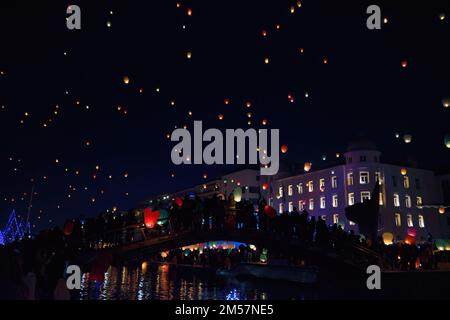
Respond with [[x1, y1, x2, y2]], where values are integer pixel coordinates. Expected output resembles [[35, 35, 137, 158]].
[[0, 1, 449, 231]]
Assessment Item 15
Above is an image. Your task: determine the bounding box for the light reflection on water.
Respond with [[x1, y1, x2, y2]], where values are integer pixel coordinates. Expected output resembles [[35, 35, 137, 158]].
[[79, 263, 320, 300]]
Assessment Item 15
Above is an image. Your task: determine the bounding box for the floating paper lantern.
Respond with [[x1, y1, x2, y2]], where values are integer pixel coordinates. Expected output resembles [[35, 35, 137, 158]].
[[382, 232, 394, 245], [262, 183, 269, 191], [246, 101, 252, 108], [400, 168, 407, 176], [439, 13, 446, 21], [144, 207, 160, 229], [281, 145, 288, 154], [262, 119, 268, 126], [443, 98, 450, 108], [63, 220, 74, 236], [263, 205, 276, 219], [175, 197, 183, 207], [405, 235, 416, 245], [401, 60, 408, 68], [233, 187, 242, 202], [407, 227, 417, 238], [187, 8, 192, 16], [186, 51, 192, 59], [439, 207, 446, 215], [304, 162, 312, 172], [218, 114, 224, 120], [123, 76, 130, 84], [403, 134, 412, 144], [224, 98, 230, 105], [445, 135, 450, 148]]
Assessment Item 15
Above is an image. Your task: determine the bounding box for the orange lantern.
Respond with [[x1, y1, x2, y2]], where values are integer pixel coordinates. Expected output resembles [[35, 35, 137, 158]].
[[123, 76, 130, 84], [439, 207, 446, 215], [400, 168, 407, 176], [304, 162, 312, 172], [144, 208, 160, 229], [281, 145, 288, 154], [405, 235, 416, 245]]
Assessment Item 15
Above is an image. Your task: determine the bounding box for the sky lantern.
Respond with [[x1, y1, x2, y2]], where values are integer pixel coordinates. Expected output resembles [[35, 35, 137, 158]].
[[403, 134, 412, 144], [439, 13, 446, 21], [262, 119, 268, 126], [187, 8, 192, 16], [218, 114, 224, 120], [297, 1, 302, 8], [262, 30, 267, 37], [299, 47, 304, 54], [439, 207, 446, 215], [144, 208, 160, 229], [233, 187, 242, 202], [442, 98, 450, 108], [186, 51, 192, 59], [224, 98, 230, 105], [175, 196, 183, 207], [407, 227, 417, 238], [123, 76, 130, 84], [263, 205, 276, 219], [445, 135, 450, 148], [290, 6, 295, 14], [400, 168, 408, 176], [405, 235, 416, 245], [246, 101, 252, 108], [262, 183, 269, 191], [304, 162, 312, 172], [264, 57, 270, 64], [63, 220, 74, 236], [382, 232, 394, 245], [401, 60, 408, 68], [281, 145, 288, 154]]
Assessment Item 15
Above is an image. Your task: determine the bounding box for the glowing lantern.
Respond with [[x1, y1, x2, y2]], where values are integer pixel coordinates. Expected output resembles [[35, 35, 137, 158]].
[[290, 6, 295, 14], [443, 98, 450, 108], [304, 162, 312, 172], [299, 47, 304, 54], [262, 119, 268, 126], [407, 227, 417, 238], [400, 168, 407, 176], [187, 8, 192, 16], [439, 13, 446, 21], [144, 207, 160, 229], [445, 135, 450, 148], [262, 30, 267, 37], [186, 51, 192, 59], [218, 114, 224, 120], [401, 60, 408, 68], [142, 261, 148, 274], [382, 232, 394, 245], [403, 134, 412, 144], [262, 183, 269, 191], [439, 207, 446, 215], [224, 98, 230, 105], [161, 251, 168, 258], [123, 76, 130, 84], [175, 197, 183, 207], [281, 145, 288, 154], [405, 235, 416, 245], [246, 101, 252, 108], [233, 187, 242, 202], [263, 205, 277, 219], [63, 220, 74, 236]]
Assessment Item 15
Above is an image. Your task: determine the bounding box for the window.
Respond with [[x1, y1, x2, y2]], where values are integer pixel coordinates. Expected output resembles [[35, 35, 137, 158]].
[[333, 214, 339, 224], [347, 173, 354, 186], [375, 172, 382, 185], [288, 185, 293, 196], [360, 155, 367, 162], [309, 199, 314, 211], [278, 187, 283, 197], [395, 213, 401, 227], [307, 181, 313, 192], [379, 192, 384, 206], [416, 196, 423, 206], [319, 179, 325, 192], [320, 196, 326, 209], [298, 183, 303, 194], [332, 195, 338, 208], [393, 193, 400, 207], [279, 203, 284, 214], [288, 202, 293, 213], [348, 193, 355, 206], [415, 178, 421, 190], [407, 214, 413, 227], [299, 200, 305, 211], [392, 176, 398, 187], [361, 191, 371, 202], [403, 176, 410, 189], [331, 176, 337, 188], [418, 215, 425, 228], [405, 195, 412, 208], [360, 172, 370, 184]]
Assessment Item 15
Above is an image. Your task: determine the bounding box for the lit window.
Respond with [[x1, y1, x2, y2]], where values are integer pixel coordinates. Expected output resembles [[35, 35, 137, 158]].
[[361, 191, 371, 202], [298, 183, 303, 194], [405, 195, 411, 208], [395, 213, 401, 227], [407, 214, 413, 227], [332, 194, 338, 208], [379, 192, 384, 206], [333, 214, 339, 224], [393, 193, 400, 207], [308, 181, 313, 192], [279, 187, 283, 197], [360, 172, 370, 184], [418, 215, 425, 228], [331, 176, 337, 188], [347, 173, 354, 186], [288, 185, 293, 196], [309, 199, 314, 211], [320, 196, 326, 209], [279, 203, 284, 214], [288, 202, 293, 213], [416, 196, 423, 206], [299, 200, 305, 211], [319, 179, 325, 192], [403, 176, 410, 189], [375, 172, 382, 185], [348, 193, 355, 206]]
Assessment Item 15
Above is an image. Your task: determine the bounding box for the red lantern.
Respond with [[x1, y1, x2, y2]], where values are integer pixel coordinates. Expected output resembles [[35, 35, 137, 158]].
[[263, 205, 276, 219], [262, 183, 269, 191], [175, 196, 183, 207], [401, 60, 408, 68], [246, 101, 252, 108], [281, 145, 288, 154], [407, 227, 417, 238], [63, 220, 74, 236], [405, 235, 416, 245], [144, 208, 160, 229]]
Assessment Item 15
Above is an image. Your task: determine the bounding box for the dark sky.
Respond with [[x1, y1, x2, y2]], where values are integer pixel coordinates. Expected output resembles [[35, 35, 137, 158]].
[[0, 0, 449, 231]]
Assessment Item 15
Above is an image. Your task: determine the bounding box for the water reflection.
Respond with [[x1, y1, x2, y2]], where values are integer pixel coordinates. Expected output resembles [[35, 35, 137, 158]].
[[80, 263, 319, 300]]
